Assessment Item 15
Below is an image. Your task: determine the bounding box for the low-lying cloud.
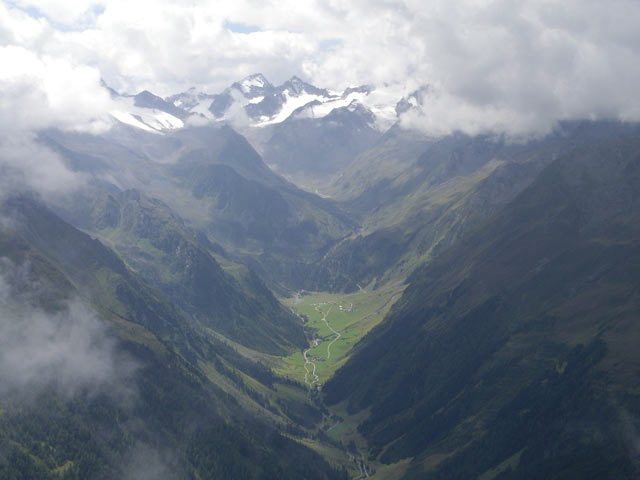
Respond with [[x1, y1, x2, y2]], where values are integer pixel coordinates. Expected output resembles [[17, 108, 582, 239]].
[[0, 133, 86, 201], [0, 257, 136, 401], [0, 40, 114, 199]]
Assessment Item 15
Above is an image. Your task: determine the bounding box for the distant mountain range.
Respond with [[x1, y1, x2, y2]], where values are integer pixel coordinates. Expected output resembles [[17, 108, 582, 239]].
[[3, 69, 640, 479], [103, 74, 407, 187], [105, 73, 400, 134], [166, 73, 398, 130]]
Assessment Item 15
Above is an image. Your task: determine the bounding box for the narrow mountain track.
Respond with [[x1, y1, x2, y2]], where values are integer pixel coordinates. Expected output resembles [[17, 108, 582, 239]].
[[301, 304, 341, 387], [319, 307, 340, 359]]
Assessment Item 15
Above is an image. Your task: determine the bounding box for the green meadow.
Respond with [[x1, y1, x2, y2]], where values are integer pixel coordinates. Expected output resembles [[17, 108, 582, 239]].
[[277, 282, 406, 386]]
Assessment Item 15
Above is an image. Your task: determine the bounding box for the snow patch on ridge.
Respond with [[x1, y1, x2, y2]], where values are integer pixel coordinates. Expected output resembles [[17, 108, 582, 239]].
[[359, 84, 408, 130], [111, 110, 160, 133], [188, 99, 215, 119], [240, 75, 267, 92], [116, 75, 409, 133], [255, 92, 329, 126], [110, 98, 184, 134], [293, 91, 367, 120]]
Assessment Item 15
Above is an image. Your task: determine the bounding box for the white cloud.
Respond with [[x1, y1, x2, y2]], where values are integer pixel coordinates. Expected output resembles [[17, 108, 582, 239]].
[[0, 258, 136, 401], [0, 44, 113, 133], [0, 7, 115, 198], [0, 1, 49, 44], [2, 0, 640, 138], [392, 0, 640, 136], [8, 0, 104, 26], [0, 133, 85, 200]]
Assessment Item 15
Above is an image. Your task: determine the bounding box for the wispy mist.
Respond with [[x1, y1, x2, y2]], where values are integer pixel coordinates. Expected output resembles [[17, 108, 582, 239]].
[[122, 443, 181, 480], [0, 257, 136, 402]]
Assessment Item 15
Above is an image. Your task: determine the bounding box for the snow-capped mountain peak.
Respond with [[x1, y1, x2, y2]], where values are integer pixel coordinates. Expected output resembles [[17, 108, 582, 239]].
[[281, 75, 329, 97], [102, 75, 408, 134], [231, 73, 274, 97], [238, 73, 271, 93], [105, 87, 185, 134], [167, 88, 215, 119], [110, 101, 184, 134]]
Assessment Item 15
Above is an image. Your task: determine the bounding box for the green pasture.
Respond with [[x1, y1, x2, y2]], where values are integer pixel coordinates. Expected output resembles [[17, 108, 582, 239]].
[[277, 282, 406, 385]]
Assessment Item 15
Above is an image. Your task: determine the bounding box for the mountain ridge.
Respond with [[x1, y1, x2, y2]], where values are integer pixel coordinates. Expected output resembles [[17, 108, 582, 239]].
[[322, 126, 640, 478], [0, 195, 346, 479]]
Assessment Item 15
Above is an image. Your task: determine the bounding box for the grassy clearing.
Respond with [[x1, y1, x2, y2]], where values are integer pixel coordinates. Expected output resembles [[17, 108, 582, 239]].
[[205, 328, 286, 369], [478, 448, 526, 480], [322, 399, 418, 479], [371, 458, 413, 479], [277, 281, 406, 387], [198, 360, 274, 418], [282, 290, 414, 479], [324, 400, 371, 451], [287, 435, 361, 477]]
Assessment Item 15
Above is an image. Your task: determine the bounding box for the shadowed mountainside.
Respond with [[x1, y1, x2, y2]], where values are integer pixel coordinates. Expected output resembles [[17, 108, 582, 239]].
[[0, 197, 344, 480], [323, 127, 640, 479]]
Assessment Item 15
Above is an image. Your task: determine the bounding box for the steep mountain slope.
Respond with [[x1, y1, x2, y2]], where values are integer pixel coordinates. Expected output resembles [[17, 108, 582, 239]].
[[317, 121, 640, 291], [259, 103, 382, 188], [3, 196, 190, 343], [327, 124, 433, 203], [159, 127, 356, 290], [65, 188, 306, 355], [4, 195, 328, 422], [42, 123, 355, 292], [0, 198, 343, 480], [164, 74, 402, 190], [323, 127, 640, 478]]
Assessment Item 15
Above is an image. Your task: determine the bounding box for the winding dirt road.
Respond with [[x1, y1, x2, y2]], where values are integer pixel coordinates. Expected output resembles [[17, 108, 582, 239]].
[[301, 304, 342, 387], [319, 307, 340, 359]]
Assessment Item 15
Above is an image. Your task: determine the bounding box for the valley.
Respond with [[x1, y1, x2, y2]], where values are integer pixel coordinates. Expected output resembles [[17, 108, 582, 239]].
[[279, 284, 405, 389], [177, 282, 407, 477], [2, 64, 640, 478]]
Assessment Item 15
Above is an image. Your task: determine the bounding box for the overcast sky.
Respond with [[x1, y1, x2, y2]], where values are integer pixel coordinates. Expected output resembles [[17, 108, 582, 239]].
[[2, 0, 640, 137]]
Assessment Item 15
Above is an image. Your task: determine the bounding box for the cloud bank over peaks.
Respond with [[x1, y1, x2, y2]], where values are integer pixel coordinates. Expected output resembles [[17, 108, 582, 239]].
[[394, 0, 640, 138], [0, 32, 116, 198], [3, 0, 640, 141], [0, 45, 113, 134]]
